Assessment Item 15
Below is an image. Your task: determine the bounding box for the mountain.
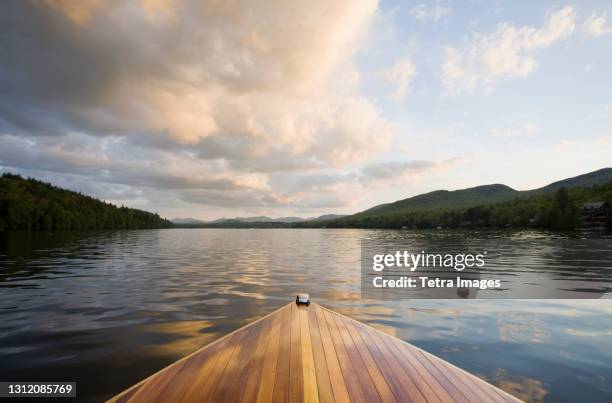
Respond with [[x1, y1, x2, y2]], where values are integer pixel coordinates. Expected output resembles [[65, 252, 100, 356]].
[[309, 214, 348, 221], [210, 214, 348, 224], [277, 217, 307, 223], [0, 173, 172, 230], [531, 167, 612, 194], [361, 184, 517, 216], [212, 216, 305, 223], [351, 167, 612, 219], [171, 217, 207, 225], [315, 179, 612, 230], [199, 213, 348, 226]]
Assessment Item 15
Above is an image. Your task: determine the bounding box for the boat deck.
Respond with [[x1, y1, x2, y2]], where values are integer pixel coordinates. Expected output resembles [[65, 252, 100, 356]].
[[110, 302, 520, 402]]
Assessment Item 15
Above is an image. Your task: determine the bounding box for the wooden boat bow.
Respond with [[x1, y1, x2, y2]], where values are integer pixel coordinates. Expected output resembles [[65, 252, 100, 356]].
[[109, 301, 521, 402]]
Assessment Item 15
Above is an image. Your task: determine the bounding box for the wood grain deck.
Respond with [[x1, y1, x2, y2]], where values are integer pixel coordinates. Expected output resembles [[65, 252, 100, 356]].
[[109, 303, 521, 402]]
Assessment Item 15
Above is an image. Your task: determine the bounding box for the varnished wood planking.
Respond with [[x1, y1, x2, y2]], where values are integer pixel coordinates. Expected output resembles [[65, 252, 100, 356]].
[[359, 320, 428, 403], [216, 322, 261, 401], [131, 330, 232, 402], [272, 306, 292, 403], [300, 307, 320, 403], [307, 305, 335, 403], [256, 304, 284, 402], [388, 334, 456, 402], [337, 308, 518, 403], [379, 332, 443, 403], [331, 311, 382, 402], [404, 342, 472, 403], [323, 308, 370, 403], [313, 303, 352, 402], [290, 303, 305, 402], [109, 302, 522, 403], [242, 305, 280, 402], [340, 316, 397, 403]]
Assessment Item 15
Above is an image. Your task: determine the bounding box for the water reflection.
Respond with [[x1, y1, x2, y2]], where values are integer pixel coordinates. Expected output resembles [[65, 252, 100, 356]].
[[0, 229, 611, 401], [490, 369, 548, 402]]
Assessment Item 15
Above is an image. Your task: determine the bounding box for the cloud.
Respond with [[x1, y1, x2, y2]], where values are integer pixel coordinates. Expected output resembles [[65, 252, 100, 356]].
[[360, 160, 453, 182], [583, 11, 612, 37], [0, 0, 404, 215], [441, 6, 576, 94], [0, 132, 301, 211], [3, 0, 387, 154], [43, 0, 105, 25], [269, 158, 459, 211], [409, 2, 451, 22], [385, 55, 417, 100], [0, 133, 268, 192], [491, 122, 537, 138]]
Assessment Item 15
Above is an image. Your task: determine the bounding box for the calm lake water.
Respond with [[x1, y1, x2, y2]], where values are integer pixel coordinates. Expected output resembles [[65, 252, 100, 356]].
[[0, 229, 611, 402]]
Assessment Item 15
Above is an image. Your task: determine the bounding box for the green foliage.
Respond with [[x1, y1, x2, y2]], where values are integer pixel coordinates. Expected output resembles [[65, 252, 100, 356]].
[[355, 167, 612, 218], [0, 173, 173, 230], [298, 182, 612, 230], [360, 184, 518, 216]]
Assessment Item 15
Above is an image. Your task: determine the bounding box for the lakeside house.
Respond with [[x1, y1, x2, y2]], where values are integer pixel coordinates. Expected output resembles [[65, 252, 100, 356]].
[[579, 201, 611, 230]]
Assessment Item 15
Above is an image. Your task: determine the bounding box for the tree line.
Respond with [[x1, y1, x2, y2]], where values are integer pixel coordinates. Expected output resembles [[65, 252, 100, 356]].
[[0, 173, 172, 230], [297, 182, 612, 230]]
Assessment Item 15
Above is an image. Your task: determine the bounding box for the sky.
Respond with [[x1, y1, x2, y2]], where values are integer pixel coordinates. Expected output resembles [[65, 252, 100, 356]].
[[0, 0, 611, 220]]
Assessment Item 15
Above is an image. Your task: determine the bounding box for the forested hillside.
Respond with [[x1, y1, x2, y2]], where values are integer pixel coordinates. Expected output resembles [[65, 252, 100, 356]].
[[300, 182, 612, 230], [0, 174, 172, 230], [357, 168, 612, 218], [360, 184, 517, 216]]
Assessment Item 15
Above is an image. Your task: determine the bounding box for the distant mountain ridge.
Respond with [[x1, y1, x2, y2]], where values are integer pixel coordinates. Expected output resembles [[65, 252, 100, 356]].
[[171, 217, 207, 225], [353, 167, 612, 218], [309, 214, 347, 221], [172, 214, 347, 225], [212, 216, 305, 223]]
